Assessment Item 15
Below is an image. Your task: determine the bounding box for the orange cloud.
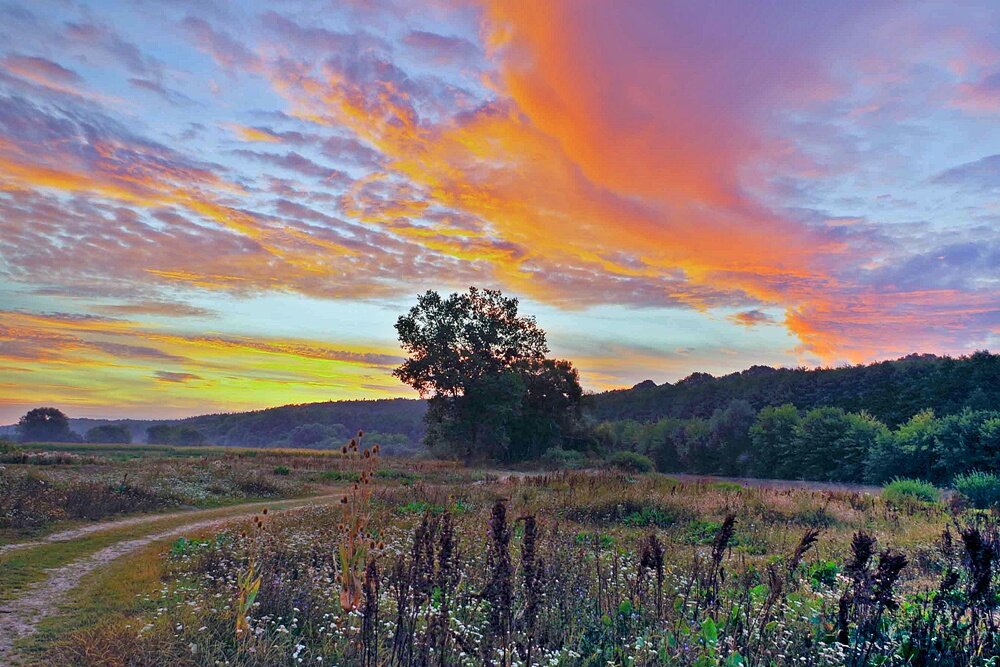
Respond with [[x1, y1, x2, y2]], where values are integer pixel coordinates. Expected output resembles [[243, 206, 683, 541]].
[[228, 124, 282, 142], [264, 4, 843, 325]]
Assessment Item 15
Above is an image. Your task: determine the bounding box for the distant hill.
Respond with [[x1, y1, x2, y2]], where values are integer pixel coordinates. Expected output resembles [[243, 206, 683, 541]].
[[5, 352, 996, 453], [1, 398, 427, 455], [585, 351, 999, 427]]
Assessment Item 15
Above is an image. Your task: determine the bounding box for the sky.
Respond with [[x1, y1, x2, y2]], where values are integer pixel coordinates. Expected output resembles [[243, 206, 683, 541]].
[[1, 0, 998, 421]]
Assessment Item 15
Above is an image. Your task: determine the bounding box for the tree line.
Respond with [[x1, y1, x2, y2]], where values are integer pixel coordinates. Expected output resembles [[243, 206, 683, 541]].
[[596, 403, 1000, 484], [587, 350, 998, 427], [11, 287, 998, 482]]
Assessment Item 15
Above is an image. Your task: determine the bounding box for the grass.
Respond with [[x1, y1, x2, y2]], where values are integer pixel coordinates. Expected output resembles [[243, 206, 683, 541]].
[[16, 523, 232, 661], [1, 445, 468, 539], [0, 495, 334, 603], [17, 539, 167, 655], [882, 477, 940, 504], [20, 469, 982, 666], [7, 451, 995, 666], [18, 441, 354, 460]]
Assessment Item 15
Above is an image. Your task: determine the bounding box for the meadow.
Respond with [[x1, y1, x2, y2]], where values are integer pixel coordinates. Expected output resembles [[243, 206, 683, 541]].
[[4, 440, 997, 666], [0, 440, 470, 540]]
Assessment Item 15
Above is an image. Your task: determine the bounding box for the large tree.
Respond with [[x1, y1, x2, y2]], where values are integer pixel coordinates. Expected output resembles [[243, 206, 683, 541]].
[[17, 407, 77, 443], [394, 287, 582, 462]]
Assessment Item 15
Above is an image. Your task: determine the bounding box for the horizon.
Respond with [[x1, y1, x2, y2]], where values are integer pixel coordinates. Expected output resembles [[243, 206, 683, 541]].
[[1, 350, 988, 424], [2, 1, 999, 421]]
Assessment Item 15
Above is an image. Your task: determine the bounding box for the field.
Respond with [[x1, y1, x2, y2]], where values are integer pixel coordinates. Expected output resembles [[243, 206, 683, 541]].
[[2, 441, 998, 666]]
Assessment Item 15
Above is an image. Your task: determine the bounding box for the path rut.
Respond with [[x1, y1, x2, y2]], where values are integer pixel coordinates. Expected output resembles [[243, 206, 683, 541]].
[[0, 496, 337, 664]]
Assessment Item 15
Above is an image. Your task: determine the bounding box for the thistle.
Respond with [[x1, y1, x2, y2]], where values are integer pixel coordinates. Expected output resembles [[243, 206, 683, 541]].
[[235, 512, 266, 639], [235, 558, 261, 637], [337, 431, 381, 611]]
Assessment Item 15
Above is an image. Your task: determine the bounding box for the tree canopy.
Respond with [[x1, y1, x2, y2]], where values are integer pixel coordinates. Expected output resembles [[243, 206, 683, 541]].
[[17, 407, 78, 443], [85, 424, 132, 444], [394, 288, 582, 462]]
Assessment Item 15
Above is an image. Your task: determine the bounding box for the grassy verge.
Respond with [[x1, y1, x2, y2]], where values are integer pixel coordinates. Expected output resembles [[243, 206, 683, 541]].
[[20, 441, 346, 459], [16, 529, 212, 661], [0, 492, 313, 547], [0, 494, 334, 604]]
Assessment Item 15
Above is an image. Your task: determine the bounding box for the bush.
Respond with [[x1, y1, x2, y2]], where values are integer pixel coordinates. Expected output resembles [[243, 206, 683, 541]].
[[86, 424, 132, 444], [540, 447, 586, 469], [565, 498, 690, 527], [0, 437, 19, 454], [882, 478, 940, 504], [273, 465, 291, 476], [606, 451, 655, 473], [953, 471, 1000, 509]]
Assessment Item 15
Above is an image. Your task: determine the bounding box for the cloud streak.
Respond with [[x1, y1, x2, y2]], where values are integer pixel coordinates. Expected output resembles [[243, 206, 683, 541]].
[[0, 0, 998, 416]]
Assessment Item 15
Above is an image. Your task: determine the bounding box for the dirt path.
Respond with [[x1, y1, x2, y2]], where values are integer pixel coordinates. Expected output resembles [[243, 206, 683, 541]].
[[0, 494, 329, 556], [0, 496, 339, 665]]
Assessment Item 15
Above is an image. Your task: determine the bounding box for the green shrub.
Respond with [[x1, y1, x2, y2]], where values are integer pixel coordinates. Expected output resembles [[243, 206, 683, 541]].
[[882, 478, 940, 504], [953, 471, 1000, 509], [399, 500, 444, 515], [606, 451, 655, 473], [621, 505, 677, 528], [565, 498, 689, 527], [319, 470, 360, 482], [0, 437, 20, 454], [710, 481, 742, 492], [273, 465, 291, 476], [683, 519, 724, 545], [573, 531, 615, 548], [541, 447, 587, 469], [807, 560, 840, 588], [375, 468, 419, 482]]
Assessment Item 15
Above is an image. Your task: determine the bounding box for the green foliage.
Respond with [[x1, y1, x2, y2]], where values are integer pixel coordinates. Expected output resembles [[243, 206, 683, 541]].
[[399, 500, 444, 514], [85, 424, 132, 444], [598, 402, 1000, 485], [588, 351, 1000, 428], [806, 560, 840, 588], [749, 403, 800, 478], [621, 505, 677, 528], [273, 465, 291, 476], [17, 407, 78, 443], [394, 287, 583, 462], [953, 471, 1000, 509], [374, 468, 419, 482], [937, 410, 1000, 480], [92, 399, 426, 453], [864, 409, 940, 484], [607, 450, 655, 473], [794, 407, 855, 481], [565, 498, 688, 527], [540, 447, 587, 469], [882, 478, 940, 504], [708, 399, 755, 475], [320, 470, 361, 482], [146, 424, 206, 446], [683, 519, 724, 545], [573, 531, 615, 548]]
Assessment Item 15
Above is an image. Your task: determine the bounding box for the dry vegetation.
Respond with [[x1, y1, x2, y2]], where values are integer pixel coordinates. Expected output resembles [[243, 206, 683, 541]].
[[0, 442, 470, 537], [25, 464, 1000, 666]]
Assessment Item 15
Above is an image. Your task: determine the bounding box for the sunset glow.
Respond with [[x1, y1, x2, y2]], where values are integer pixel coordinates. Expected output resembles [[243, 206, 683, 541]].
[[1, 1, 998, 420]]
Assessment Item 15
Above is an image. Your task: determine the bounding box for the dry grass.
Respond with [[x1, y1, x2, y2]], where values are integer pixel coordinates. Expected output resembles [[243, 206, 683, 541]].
[[25, 469, 995, 666]]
